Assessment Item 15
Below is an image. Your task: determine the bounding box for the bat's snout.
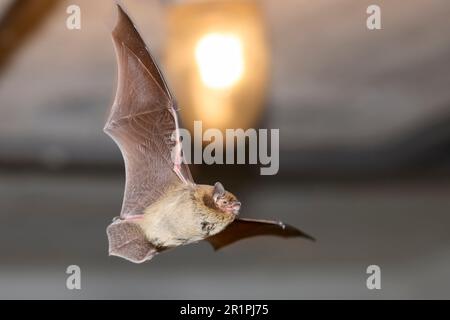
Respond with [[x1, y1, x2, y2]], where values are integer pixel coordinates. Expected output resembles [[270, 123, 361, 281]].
[[232, 201, 241, 215]]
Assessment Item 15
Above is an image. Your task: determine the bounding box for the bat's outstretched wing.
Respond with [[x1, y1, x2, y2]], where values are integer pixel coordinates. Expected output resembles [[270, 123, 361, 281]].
[[105, 5, 193, 219], [206, 218, 315, 251]]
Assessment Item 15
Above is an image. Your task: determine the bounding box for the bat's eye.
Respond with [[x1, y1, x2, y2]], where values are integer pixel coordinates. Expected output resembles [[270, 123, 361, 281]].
[[222, 200, 228, 205]]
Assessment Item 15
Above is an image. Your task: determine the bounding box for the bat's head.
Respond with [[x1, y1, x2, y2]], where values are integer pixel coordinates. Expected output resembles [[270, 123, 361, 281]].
[[212, 182, 241, 215]]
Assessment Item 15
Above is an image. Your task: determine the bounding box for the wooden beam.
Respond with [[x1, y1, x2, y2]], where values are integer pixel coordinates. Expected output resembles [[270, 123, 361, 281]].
[[0, 0, 59, 74]]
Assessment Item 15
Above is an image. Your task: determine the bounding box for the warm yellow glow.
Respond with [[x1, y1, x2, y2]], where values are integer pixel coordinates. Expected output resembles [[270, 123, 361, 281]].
[[166, 0, 269, 134], [195, 33, 244, 89]]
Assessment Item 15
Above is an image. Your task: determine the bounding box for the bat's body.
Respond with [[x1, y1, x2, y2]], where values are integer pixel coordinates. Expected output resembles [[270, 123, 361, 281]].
[[137, 184, 235, 248], [105, 5, 314, 263]]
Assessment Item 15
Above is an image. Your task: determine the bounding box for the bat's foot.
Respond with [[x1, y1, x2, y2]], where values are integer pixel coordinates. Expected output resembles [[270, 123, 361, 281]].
[[112, 215, 143, 222]]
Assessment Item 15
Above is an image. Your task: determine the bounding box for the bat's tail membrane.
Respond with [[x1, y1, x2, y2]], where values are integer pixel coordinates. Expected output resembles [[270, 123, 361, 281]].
[[106, 220, 158, 263]]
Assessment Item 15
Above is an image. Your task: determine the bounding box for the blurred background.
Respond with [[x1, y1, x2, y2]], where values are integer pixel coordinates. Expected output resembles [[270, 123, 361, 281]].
[[1, 0, 450, 299]]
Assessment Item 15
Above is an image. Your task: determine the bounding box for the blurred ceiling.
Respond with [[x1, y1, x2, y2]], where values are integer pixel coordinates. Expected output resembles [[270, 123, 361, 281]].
[[0, 0, 450, 173]]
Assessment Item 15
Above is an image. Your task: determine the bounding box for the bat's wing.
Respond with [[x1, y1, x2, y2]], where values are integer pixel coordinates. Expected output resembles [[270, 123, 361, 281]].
[[107, 220, 159, 263], [206, 218, 315, 251], [105, 5, 194, 219]]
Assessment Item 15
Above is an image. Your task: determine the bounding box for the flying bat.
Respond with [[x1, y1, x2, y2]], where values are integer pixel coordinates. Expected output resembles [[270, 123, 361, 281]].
[[104, 5, 314, 263]]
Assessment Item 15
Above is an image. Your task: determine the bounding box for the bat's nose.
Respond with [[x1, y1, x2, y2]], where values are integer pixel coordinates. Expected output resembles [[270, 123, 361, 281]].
[[232, 202, 241, 215]]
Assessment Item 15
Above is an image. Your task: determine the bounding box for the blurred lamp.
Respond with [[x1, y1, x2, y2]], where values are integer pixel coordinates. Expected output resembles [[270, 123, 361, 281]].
[[195, 33, 244, 89], [165, 0, 270, 134]]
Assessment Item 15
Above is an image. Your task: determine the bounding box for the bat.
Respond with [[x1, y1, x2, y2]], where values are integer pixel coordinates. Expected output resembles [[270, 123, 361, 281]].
[[104, 4, 314, 263]]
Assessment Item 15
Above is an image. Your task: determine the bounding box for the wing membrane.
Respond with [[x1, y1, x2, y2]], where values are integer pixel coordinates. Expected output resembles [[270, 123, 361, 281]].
[[104, 5, 193, 218], [206, 218, 315, 250]]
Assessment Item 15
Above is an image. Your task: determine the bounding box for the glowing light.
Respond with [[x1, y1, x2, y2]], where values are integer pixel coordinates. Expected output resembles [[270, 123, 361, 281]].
[[195, 33, 244, 89]]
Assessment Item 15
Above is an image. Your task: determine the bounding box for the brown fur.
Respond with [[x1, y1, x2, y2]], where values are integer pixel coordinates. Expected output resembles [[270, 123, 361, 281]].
[[135, 184, 237, 248]]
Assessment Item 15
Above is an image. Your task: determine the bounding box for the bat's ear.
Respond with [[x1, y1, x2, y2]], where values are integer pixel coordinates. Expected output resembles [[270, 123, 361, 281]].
[[213, 182, 225, 202]]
